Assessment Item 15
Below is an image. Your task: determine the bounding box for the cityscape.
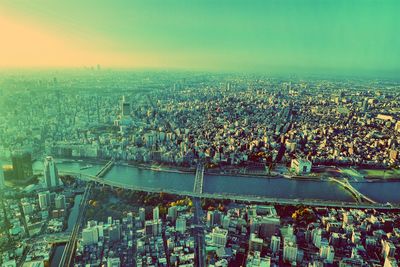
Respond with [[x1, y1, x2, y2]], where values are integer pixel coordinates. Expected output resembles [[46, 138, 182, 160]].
[[1, 1, 400, 267]]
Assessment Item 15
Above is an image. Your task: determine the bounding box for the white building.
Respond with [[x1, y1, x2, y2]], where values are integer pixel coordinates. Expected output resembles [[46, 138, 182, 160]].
[[176, 217, 186, 234], [82, 226, 99, 245], [270, 235, 281, 253], [283, 240, 298, 263], [212, 227, 228, 247], [153, 206, 159, 221], [139, 207, 145, 223], [291, 158, 312, 174], [38, 191, 50, 210], [44, 156, 60, 188]]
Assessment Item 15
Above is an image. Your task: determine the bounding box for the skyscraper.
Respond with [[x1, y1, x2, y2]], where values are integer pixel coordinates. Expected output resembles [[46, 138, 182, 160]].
[[11, 150, 33, 181], [139, 207, 145, 223], [176, 217, 186, 234], [38, 191, 50, 210], [153, 206, 159, 221], [44, 156, 60, 188], [121, 96, 131, 117]]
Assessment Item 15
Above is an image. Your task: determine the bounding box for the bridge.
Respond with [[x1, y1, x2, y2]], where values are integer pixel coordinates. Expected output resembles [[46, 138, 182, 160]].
[[59, 170, 398, 211], [59, 160, 113, 266], [193, 163, 205, 194], [95, 159, 114, 178], [41, 232, 71, 244], [329, 177, 377, 204]]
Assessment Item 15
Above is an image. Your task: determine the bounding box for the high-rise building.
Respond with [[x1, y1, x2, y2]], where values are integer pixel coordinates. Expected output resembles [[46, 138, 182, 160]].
[[121, 96, 131, 117], [44, 156, 60, 188], [82, 226, 99, 245], [55, 194, 66, 209], [249, 233, 263, 252], [260, 217, 280, 239], [139, 207, 145, 223], [176, 217, 186, 234], [283, 241, 298, 263], [211, 227, 228, 247], [207, 210, 215, 227], [22, 202, 33, 215], [38, 191, 50, 210], [11, 150, 33, 180], [168, 206, 178, 223], [270, 235, 281, 253], [153, 206, 159, 221], [109, 225, 121, 242], [320, 245, 334, 264]]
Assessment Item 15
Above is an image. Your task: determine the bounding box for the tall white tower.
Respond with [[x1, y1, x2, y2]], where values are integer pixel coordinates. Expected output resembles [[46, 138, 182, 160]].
[[44, 156, 60, 188]]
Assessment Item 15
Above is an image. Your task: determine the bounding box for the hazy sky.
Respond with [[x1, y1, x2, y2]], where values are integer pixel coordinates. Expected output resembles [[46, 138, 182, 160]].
[[1, 0, 399, 74]]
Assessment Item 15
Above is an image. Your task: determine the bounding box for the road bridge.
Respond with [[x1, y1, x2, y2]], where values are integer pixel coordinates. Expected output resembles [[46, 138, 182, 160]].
[[59, 170, 398, 210], [95, 159, 114, 178], [193, 163, 205, 194], [329, 177, 377, 204], [42, 232, 71, 244]]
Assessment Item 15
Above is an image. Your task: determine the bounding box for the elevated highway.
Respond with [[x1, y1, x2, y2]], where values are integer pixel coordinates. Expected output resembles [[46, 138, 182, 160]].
[[59, 160, 113, 266]]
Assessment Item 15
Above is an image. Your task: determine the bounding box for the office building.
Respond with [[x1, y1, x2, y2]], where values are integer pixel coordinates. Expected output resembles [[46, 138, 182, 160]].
[[283, 241, 298, 263], [38, 191, 50, 210], [320, 245, 334, 264], [168, 206, 178, 222], [153, 206, 159, 221], [139, 207, 145, 223], [11, 150, 33, 180], [55, 194, 66, 209], [82, 226, 99, 245], [176, 217, 186, 234], [291, 158, 312, 174], [44, 156, 60, 188], [270, 235, 281, 253], [212, 227, 228, 247], [249, 233, 264, 252], [121, 96, 131, 117], [22, 202, 33, 215]]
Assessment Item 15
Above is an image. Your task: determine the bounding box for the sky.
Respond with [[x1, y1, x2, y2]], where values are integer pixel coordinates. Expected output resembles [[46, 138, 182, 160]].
[[0, 0, 399, 75]]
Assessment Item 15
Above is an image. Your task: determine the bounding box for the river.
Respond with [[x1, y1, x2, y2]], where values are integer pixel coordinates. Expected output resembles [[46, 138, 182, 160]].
[[33, 160, 400, 205]]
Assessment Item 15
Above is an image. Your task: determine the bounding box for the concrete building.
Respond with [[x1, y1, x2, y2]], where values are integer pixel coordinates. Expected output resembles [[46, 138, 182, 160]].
[[82, 226, 99, 245], [270, 235, 281, 253], [38, 191, 50, 210], [283, 240, 298, 263], [44, 156, 60, 188], [55, 194, 66, 209], [212, 227, 228, 247], [176, 217, 186, 234], [291, 158, 312, 174], [11, 150, 33, 181], [153, 206, 159, 221]]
